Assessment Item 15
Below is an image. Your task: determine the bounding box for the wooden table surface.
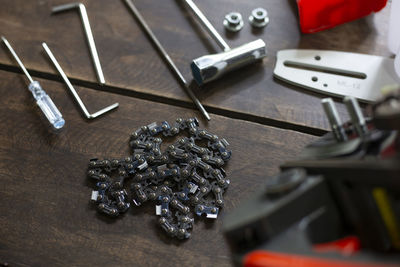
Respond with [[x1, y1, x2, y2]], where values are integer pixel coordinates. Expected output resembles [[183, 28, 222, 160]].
[[0, 0, 391, 266]]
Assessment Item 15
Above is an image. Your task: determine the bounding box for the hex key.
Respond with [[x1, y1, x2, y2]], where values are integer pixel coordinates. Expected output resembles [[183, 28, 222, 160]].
[[52, 2, 106, 85], [43, 42, 119, 119]]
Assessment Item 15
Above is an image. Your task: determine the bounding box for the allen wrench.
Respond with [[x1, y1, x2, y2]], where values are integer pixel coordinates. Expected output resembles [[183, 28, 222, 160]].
[[124, 0, 210, 121], [42, 42, 119, 119], [52, 2, 106, 85], [182, 0, 267, 85]]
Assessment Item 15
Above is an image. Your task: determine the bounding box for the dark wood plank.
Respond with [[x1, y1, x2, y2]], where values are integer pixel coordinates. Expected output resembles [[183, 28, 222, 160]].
[[0, 70, 316, 266], [0, 0, 392, 132]]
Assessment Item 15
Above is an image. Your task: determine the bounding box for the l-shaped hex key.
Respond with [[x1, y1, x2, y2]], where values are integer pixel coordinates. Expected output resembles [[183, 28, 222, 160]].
[[43, 42, 118, 119], [52, 2, 106, 85]]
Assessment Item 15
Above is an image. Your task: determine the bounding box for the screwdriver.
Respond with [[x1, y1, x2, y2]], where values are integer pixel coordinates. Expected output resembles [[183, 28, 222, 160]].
[[1, 37, 65, 129]]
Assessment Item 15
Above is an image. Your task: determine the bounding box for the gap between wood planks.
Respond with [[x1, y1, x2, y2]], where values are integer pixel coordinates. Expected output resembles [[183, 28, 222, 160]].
[[0, 63, 327, 137]]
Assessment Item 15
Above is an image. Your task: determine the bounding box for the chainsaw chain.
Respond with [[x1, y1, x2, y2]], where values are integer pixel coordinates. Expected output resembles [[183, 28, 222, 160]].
[[87, 118, 231, 239]]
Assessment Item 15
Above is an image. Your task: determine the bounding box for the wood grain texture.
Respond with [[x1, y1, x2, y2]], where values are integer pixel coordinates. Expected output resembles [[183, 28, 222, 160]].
[[0, 0, 391, 133], [0, 70, 316, 266]]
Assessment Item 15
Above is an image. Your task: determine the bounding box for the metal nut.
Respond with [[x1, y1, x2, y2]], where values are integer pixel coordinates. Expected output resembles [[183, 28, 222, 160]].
[[249, 8, 269, 28], [223, 12, 244, 32]]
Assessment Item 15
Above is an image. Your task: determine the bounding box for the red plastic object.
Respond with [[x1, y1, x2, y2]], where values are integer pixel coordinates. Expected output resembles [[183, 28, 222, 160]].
[[296, 0, 387, 33], [313, 236, 361, 256], [244, 250, 398, 267]]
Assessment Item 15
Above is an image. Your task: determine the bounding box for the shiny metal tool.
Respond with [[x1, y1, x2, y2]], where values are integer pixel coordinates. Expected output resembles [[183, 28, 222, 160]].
[[343, 96, 368, 136], [52, 2, 106, 85], [182, 0, 267, 85], [1, 37, 65, 129], [321, 98, 347, 142], [124, 0, 210, 121], [43, 43, 118, 119]]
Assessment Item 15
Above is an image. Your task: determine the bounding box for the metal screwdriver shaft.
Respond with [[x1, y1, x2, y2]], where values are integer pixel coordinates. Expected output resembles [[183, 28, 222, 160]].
[[124, 0, 210, 121], [2, 38, 33, 83], [1, 36, 65, 129]]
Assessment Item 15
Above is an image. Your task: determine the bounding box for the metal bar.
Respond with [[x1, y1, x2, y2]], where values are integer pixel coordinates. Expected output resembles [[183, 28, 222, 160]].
[[183, 0, 230, 52], [43, 42, 118, 119], [321, 98, 347, 142], [343, 96, 368, 137], [1, 36, 34, 83], [124, 0, 210, 121], [52, 3, 106, 85]]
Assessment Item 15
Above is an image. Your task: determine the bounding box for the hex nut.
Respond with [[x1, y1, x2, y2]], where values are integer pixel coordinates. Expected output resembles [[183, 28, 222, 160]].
[[223, 12, 244, 32], [249, 8, 269, 28]]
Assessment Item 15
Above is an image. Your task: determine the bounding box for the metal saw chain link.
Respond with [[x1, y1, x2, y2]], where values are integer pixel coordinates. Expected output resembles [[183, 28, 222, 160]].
[[87, 118, 232, 239]]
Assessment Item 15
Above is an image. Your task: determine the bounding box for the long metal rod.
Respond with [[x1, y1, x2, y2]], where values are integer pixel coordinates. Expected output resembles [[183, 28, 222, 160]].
[[42, 42, 118, 119], [52, 3, 106, 85], [1, 36, 34, 83], [124, 0, 210, 121], [183, 0, 230, 52]]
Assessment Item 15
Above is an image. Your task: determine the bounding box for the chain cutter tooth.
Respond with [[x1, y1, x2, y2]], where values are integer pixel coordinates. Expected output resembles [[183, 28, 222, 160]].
[[195, 204, 219, 219], [177, 182, 198, 201], [156, 194, 172, 217]]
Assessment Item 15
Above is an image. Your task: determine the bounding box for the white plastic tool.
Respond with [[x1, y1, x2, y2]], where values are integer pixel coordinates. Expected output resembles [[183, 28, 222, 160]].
[[274, 49, 400, 103]]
